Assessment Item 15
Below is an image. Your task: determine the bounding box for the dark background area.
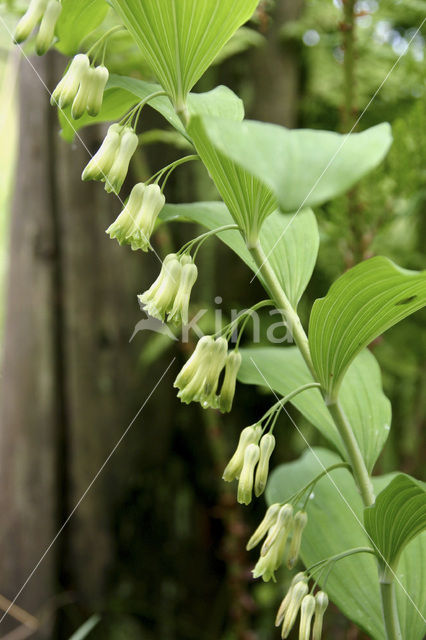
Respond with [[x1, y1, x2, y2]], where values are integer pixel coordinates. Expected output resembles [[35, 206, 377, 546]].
[[0, 1, 424, 639]]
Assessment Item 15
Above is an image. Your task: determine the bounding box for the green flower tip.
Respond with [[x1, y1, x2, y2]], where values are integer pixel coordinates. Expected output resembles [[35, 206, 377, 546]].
[[106, 183, 165, 252], [252, 504, 294, 582], [35, 0, 62, 55]]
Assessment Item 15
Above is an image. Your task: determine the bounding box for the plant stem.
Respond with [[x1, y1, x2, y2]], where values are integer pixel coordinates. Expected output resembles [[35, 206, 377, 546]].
[[380, 581, 403, 640], [249, 243, 373, 503]]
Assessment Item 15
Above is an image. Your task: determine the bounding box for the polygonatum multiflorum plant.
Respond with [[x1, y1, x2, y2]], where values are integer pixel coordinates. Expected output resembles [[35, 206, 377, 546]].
[[11, 1, 426, 638]]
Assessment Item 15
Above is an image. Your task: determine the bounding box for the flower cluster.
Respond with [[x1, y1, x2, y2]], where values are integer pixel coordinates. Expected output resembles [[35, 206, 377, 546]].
[[173, 336, 241, 411], [246, 502, 308, 580], [222, 425, 276, 503], [14, 0, 62, 55], [138, 254, 198, 325], [275, 573, 329, 639], [50, 54, 109, 119], [82, 124, 138, 194], [106, 182, 165, 251]]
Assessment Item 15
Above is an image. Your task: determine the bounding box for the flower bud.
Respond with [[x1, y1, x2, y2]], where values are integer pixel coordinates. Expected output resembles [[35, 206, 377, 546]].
[[86, 65, 109, 117], [174, 335, 212, 389], [299, 595, 315, 640], [35, 0, 61, 55], [281, 580, 309, 639], [312, 591, 329, 640], [222, 424, 262, 482], [104, 128, 139, 194], [51, 54, 90, 109], [138, 253, 181, 321], [254, 433, 276, 497], [200, 337, 228, 409], [246, 503, 281, 551], [71, 66, 94, 120], [82, 123, 122, 182], [287, 510, 308, 569], [261, 503, 293, 556], [237, 443, 260, 505], [14, 0, 47, 44], [275, 573, 307, 627], [168, 256, 198, 325], [252, 551, 276, 582], [218, 350, 242, 413]]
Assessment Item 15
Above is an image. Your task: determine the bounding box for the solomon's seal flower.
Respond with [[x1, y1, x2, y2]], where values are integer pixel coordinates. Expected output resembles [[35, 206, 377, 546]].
[[237, 442, 260, 505], [82, 123, 123, 182], [218, 349, 242, 413], [168, 256, 198, 325], [138, 254, 182, 322], [275, 573, 307, 627], [280, 580, 309, 638], [106, 183, 165, 252], [254, 432, 276, 497], [287, 510, 308, 569], [86, 65, 109, 117], [14, 0, 47, 43], [173, 336, 228, 409], [299, 595, 316, 640], [104, 127, 139, 194], [71, 66, 95, 120], [51, 54, 90, 110], [222, 424, 262, 482], [312, 591, 329, 640], [35, 0, 62, 55], [246, 502, 281, 551], [253, 504, 294, 581]]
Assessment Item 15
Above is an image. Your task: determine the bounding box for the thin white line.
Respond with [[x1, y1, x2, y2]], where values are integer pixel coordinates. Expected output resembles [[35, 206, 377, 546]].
[[249, 357, 426, 623], [0, 358, 176, 626], [250, 17, 426, 283], [0, 14, 172, 279]]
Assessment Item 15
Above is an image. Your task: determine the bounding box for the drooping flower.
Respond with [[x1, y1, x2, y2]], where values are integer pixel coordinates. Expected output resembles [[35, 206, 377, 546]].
[[246, 503, 281, 551], [14, 0, 47, 43], [173, 336, 228, 409], [287, 510, 308, 569], [168, 256, 198, 325], [275, 573, 307, 627], [218, 350, 242, 413], [222, 424, 262, 482], [51, 54, 90, 109], [254, 433, 276, 497], [253, 504, 294, 581], [104, 127, 139, 194], [106, 183, 165, 251], [86, 65, 109, 117], [138, 254, 182, 322], [299, 595, 316, 640], [237, 443, 260, 505], [312, 591, 329, 640], [281, 580, 309, 638], [71, 66, 95, 120], [35, 0, 62, 55], [82, 123, 123, 182]]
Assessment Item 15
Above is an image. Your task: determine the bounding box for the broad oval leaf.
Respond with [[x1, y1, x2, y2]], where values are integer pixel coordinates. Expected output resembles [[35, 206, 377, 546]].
[[160, 202, 319, 308], [237, 347, 391, 472], [265, 448, 426, 640], [109, 0, 258, 107], [309, 256, 426, 400], [364, 474, 426, 571], [56, 0, 109, 55], [187, 115, 277, 245], [187, 117, 392, 213], [59, 75, 243, 142]]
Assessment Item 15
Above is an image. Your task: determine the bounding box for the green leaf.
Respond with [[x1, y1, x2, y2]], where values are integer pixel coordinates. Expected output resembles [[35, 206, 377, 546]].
[[265, 448, 426, 640], [109, 0, 258, 106], [58, 75, 243, 142], [187, 115, 277, 244], [56, 0, 109, 55], [237, 347, 391, 472], [364, 474, 426, 570], [160, 202, 319, 308], [309, 256, 426, 399], [187, 117, 392, 212]]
